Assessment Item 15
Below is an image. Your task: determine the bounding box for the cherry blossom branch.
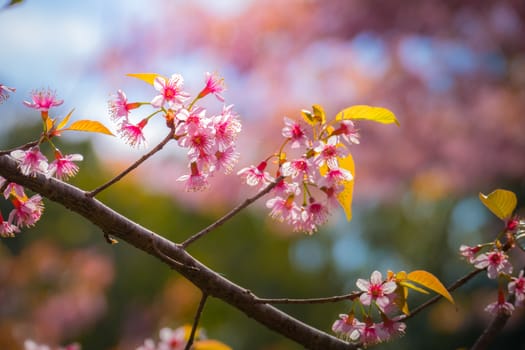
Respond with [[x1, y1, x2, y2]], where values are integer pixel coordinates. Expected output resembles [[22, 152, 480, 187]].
[[0, 155, 353, 350], [185, 293, 208, 350], [401, 268, 484, 321], [87, 127, 175, 197], [0, 139, 39, 155], [181, 176, 284, 248], [253, 291, 362, 304], [470, 307, 512, 350]]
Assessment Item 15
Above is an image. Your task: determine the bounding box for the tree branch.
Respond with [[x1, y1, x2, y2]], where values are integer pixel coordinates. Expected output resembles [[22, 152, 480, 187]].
[[185, 293, 208, 350], [0, 155, 354, 350], [87, 128, 175, 197], [181, 176, 284, 248]]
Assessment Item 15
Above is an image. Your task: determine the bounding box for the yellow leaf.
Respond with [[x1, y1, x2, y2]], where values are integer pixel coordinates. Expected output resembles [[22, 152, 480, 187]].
[[301, 109, 315, 125], [399, 281, 429, 295], [407, 270, 454, 304], [336, 152, 355, 221], [45, 117, 54, 132], [66, 120, 114, 136], [394, 285, 410, 315], [194, 340, 232, 350], [479, 189, 517, 221], [312, 104, 326, 124], [335, 105, 399, 126], [126, 72, 164, 86], [57, 109, 75, 130]]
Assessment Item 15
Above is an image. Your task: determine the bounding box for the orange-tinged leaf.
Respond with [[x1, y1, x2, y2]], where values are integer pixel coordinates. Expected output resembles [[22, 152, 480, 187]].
[[126, 72, 164, 86], [479, 189, 517, 221], [45, 117, 54, 132], [336, 152, 355, 221], [394, 285, 410, 315], [312, 104, 326, 124], [57, 109, 75, 130], [335, 105, 399, 126], [65, 120, 114, 136], [301, 109, 315, 125], [194, 340, 232, 350], [399, 281, 429, 294], [407, 270, 454, 304]]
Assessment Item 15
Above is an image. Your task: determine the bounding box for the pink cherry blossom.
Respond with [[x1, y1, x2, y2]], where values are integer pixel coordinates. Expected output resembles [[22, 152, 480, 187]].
[[376, 316, 407, 342], [473, 249, 513, 279], [151, 74, 190, 109], [318, 167, 353, 188], [0, 84, 16, 104], [9, 194, 44, 228], [212, 105, 241, 151], [459, 244, 481, 264], [175, 107, 207, 136], [108, 89, 139, 122], [333, 120, 360, 147], [157, 327, 186, 350], [281, 117, 311, 149], [281, 157, 316, 182], [485, 290, 514, 316], [313, 137, 345, 169], [2, 180, 25, 199], [198, 71, 226, 102], [237, 161, 274, 187], [48, 152, 83, 180], [508, 270, 525, 306], [265, 195, 301, 223], [214, 146, 239, 174], [178, 127, 216, 162], [118, 119, 148, 148], [0, 211, 19, 237], [23, 88, 63, 112], [272, 178, 300, 197], [360, 320, 381, 345], [177, 163, 209, 191], [356, 270, 397, 311], [136, 339, 156, 350], [10, 147, 49, 176], [296, 200, 330, 234], [332, 313, 362, 342]]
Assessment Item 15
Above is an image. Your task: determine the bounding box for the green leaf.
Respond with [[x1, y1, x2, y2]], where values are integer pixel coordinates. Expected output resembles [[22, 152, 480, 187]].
[[479, 189, 517, 221], [65, 120, 114, 136], [126, 72, 164, 86], [407, 270, 454, 304], [335, 105, 399, 126]]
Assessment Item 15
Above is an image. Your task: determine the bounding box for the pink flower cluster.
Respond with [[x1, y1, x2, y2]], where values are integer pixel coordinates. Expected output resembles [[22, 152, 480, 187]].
[[24, 340, 80, 350], [238, 113, 359, 233], [108, 72, 240, 191], [0, 176, 44, 237], [0, 88, 84, 237], [460, 215, 525, 316], [332, 271, 406, 346], [136, 327, 187, 350]]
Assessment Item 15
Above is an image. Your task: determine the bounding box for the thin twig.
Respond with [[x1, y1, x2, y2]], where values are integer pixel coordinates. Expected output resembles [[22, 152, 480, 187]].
[[401, 268, 483, 321], [0, 139, 39, 155], [87, 128, 174, 197], [253, 291, 362, 304], [185, 293, 209, 350], [151, 239, 199, 271], [181, 176, 284, 248]]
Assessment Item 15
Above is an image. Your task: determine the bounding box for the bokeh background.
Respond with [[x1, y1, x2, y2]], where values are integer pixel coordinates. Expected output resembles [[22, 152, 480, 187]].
[[1, 0, 525, 349]]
